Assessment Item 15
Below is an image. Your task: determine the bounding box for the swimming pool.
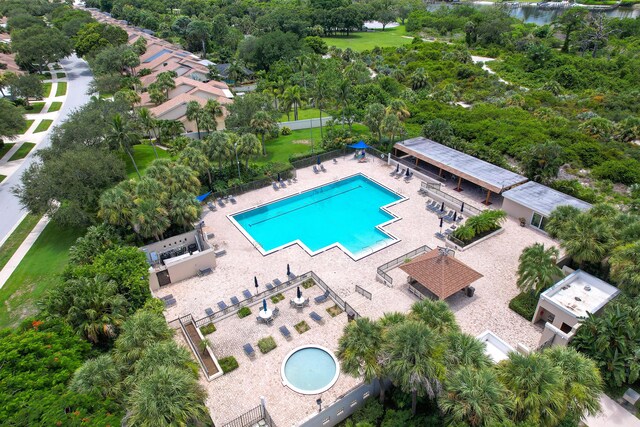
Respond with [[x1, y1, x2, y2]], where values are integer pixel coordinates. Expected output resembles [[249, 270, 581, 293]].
[[230, 174, 404, 259], [281, 345, 339, 394]]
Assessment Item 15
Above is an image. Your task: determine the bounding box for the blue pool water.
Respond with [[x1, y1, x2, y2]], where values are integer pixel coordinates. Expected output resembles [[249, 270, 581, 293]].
[[232, 174, 403, 258], [283, 347, 337, 393]]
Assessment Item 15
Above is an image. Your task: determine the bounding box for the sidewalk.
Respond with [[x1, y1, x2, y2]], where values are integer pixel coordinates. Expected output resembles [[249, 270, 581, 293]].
[[583, 394, 640, 427], [0, 215, 49, 289]]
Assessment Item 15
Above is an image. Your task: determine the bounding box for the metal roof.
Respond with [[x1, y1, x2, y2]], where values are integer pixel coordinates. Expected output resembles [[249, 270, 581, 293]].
[[502, 181, 592, 217], [394, 137, 527, 193]]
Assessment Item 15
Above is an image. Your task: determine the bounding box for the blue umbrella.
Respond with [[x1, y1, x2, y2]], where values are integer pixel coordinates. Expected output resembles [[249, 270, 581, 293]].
[[405, 168, 410, 177], [316, 156, 321, 165], [277, 172, 281, 181], [297, 286, 302, 299], [347, 140, 371, 149], [439, 217, 443, 230], [263, 299, 267, 312], [395, 163, 399, 173], [195, 191, 212, 202], [440, 201, 445, 212], [460, 202, 465, 213], [453, 211, 458, 221]]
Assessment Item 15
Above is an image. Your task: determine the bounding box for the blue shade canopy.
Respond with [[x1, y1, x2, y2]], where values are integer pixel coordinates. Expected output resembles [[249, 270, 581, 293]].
[[347, 140, 371, 149], [196, 191, 212, 202]]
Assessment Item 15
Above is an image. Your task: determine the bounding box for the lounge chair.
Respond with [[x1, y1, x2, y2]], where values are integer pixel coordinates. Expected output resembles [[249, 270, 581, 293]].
[[205, 307, 214, 316], [217, 301, 228, 311], [320, 164, 326, 172], [207, 202, 217, 212], [309, 311, 324, 323], [217, 197, 225, 207], [266, 283, 273, 290], [279, 180, 286, 188], [273, 307, 280, 317], [435, 232, 446, 241], [279, 325, 292, 339], [242, 289, 252, 300], [243, 343, 256, 358], [396, 169, 404, 179], [390, 169, 398, 176], [293, 177, 297, 183], [287, 178, 293, 185], [229, 195, 237, 204], [456, 215, 464, 223], [272, 182, 279, 190], [164, 298, 177, 308], [313, 165, 319, 174], [444, 229, 453, 235], [333, 158, 338, 164], [230, 296, 240, 306], [273, 278, 282, 286], [443, 211, 455, 223], [314, 290, 330, 304]]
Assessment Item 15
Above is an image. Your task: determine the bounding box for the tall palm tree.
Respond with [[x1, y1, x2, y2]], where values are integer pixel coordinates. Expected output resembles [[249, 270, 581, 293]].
[[516, 243, 563, 295], [383, 320, 446, 415], [337, 318, 387, 403], [186, 100, 204, 139], [166, 163, 201, 194], [169, 190, 202, 231], [132, 340, 198, 379], [250, 111, 275, 155], [336, 79, 352, 129], [145, 158, 172, 181], [409, 299, 460, 334], [115, 88, 141, 110], [381, 113, 405, 145], [70, 354, 121, 399], [126, 366, 210, 427], [98, 184, 135, 228], [135, 176, 168, 204], [204, 99, 224, 131], [114, 310, 174, 366], [497, 352, 565, 426], [440, 367, 512, 427], [542, 346, 602, 422], [386, 99, 410, 121], [610, 241, 640, 296], [313, 77, 330, 139], [282, 85, 303, 121], [132, 198, 170, 241], [137, 107, 159, 158], [560, 214, 614, 269], [378, 312, 406, 329], [66, 277, 128, 344], [445, 332, 492, 371], [158, 119, 184, 145], [206, 131, 232, 168], [155, 71, 176, 100], [238, 133, 261, 168], [410, 67, 429, 90], [179, 145, 212, 185], [108, 113, 141, 179], [545, 205, 581, 239]]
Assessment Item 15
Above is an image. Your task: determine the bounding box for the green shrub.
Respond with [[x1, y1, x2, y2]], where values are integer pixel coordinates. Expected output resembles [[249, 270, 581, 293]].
[[452, 224, 476, 243], [200, 323, 216, 335], [257, 336, 277, 354], [237, 307, 251, 318], [592, 159, 640, 185], [280, 126, 292, 135], [509, 291, 539, 321], [270, 293, 284, 304], [350, 399, 384, 426], [219, 356, 239, 374], [294, 320, 310, 334], [301, 278, 315, 289], [326, 304, 343, 317]]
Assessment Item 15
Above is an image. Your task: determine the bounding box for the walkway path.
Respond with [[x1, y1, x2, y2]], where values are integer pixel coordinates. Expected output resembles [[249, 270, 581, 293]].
[[0, 215, 50, 289], [583, 394, 640, 427], [0, 54, 93, 243]]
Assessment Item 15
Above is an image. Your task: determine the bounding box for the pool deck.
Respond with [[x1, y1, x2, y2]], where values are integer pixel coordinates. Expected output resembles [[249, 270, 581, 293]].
[[157, 154, 558, 426]]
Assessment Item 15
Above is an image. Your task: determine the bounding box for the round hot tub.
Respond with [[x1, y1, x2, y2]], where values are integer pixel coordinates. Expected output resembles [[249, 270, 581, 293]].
[[281, 345, 339, 394]]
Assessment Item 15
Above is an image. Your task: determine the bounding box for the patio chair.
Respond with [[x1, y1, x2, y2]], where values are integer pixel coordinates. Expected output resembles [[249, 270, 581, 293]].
[[207, 202, 217, 212], [444, 229, 453, 235], [266, 283, 274, 290], [434, 232, 446, 241], [273, 278, 282, 286], [290, 299, 296, 307], [217, 301, 228, 311], [273, 307, 280, 317], [280, 180, 286, 188], [229, 195, 237, 204], [279, 325, 292, 340], [205, 307, 214, 316], [396, 169, 404, 179], [390, 169, 397, 176], [287, 178, 293, 185], [309, 311, 324, 323], [230, 296, 240, 306], [314, 290, 330, 304], [313, 165, 319, 174], [304, 297, 310, 307], [242, 289, 252, 300], [272, 182, 279, 190], [293, 177, 297, 183], [243, 343, 256, 359], [333, 158, 338, 164], [164, 298, 177, 308], [456, 215, 464, 223], [320, 164, 326, 172], [217, 197, 225, 207]]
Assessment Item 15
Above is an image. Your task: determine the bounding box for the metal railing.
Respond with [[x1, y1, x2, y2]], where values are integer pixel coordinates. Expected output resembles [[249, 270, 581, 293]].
[[221, 405, 277, 427], [421, 183, 483, 217], [376, 245, 431, 286], [209, 168, 296, 200], [290, 148, 345, 169], [389, 154, 446, 183], [355, 285, 372, 300]]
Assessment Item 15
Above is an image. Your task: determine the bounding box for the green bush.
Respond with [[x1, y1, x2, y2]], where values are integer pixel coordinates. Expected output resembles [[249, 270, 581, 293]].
[[294, 320, 310, 334], [509, 292, 539, 321], [219, 356, 239, 374], [270, 293, 284, 304], [592, 159, 640, 185], [301, 278, 315, 289], [257, 336, 277, 354], [350, 399, 384, 426], [237, 307, 251, 318], [200, 323, 216, 335], [280, 126, 292, 135], [452, 224, 476, 243]]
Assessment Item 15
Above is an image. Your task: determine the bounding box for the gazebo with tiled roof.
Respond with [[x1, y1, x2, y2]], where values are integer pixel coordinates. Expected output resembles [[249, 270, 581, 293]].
[[400, 248, 483, 300]]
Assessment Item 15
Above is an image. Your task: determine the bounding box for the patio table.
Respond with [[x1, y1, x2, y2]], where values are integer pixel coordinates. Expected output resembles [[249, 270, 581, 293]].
[[259, 308, 273, 321]]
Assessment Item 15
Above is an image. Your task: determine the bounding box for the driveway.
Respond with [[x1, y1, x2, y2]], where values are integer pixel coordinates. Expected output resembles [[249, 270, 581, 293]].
[[0, 54, 93, 242]]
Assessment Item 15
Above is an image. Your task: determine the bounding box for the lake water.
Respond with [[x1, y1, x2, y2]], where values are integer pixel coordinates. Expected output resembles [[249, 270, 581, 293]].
[[426, 3, 640, 25]]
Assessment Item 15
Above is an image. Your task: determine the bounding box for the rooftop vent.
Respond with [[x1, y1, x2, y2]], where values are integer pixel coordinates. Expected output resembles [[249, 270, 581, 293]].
[[575, 297, 582, 302], [584, 286, 591, 291]]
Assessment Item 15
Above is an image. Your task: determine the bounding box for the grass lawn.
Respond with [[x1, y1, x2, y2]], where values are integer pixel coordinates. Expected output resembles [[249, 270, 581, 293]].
[[8, 142, 35, 161], [279, 108, 322, 122], [34, 119, 53, 133], [42, 82, 52, 98], [22, 120, 34, 133], [55, 82, 67, 97], [125, 144, 171, 179], [0, 174, 5, 183], [0, 222, 85, 329], [47, 102, 62, 112], [323, 25, 412, 51], [27, 102, 45, 114], [0, 143, 15, 159], [258, 123, 369, 165], [0, 214, 41, 272], [56, 72, 65, 78]]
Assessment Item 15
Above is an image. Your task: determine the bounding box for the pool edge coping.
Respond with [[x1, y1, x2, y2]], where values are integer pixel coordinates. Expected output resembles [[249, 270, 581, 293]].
[[280, 344, 340, 395], [225, 172, 408, 261]]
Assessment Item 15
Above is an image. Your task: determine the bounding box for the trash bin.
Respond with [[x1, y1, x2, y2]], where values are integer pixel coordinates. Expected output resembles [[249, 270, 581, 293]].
[[466, 286, 475, 297]]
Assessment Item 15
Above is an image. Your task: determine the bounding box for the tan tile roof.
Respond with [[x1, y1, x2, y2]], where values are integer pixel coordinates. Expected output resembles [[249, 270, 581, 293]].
[[149, 93, 207, 118], [399, 249, 483, 300]]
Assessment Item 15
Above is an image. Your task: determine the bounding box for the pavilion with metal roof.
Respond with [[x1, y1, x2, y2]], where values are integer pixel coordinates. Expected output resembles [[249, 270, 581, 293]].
[[393, 137, 528, 204]]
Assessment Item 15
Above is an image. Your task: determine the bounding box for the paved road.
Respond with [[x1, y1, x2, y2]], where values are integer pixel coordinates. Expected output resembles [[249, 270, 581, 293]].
[[0, 54, 93, 242]]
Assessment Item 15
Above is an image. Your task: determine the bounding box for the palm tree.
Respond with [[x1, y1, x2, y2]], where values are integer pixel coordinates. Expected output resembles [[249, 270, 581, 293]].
[[545, 205, 581, 239], [186, 100, 204, 139], [227, 60, 245, 84], [132, 340, 198, 379], [386, 99, 410, 121], [126, 366, 210, 427], [132, 198, 170, 241], [364, 103, 386, 144], [108, 113, 141, 179], [250, 111, 275, 155], [179, 145, 211, 185], [410, 67, 429, 90], [440, 367, 512, 427], [337, 318, 387, 403], [282, 85, 303, 121], [114, 310, 174, 366], [169, 190, 202, 230], [204, 99, 224, 131], [98, 184, 135, 228], [313, 77, 330, 139], [497, 352, 565, 426], [135, 176, 168, 204], [115, 88, 141, 109], [137, 107, 159, 158], [541, 346, 602, 421], [516, 243, 563, 295], [70, 354, 121, 399], [238, 133, 261, 168], [609, 241, 640, 297], [383, 320, 446, 415], [166, 163, 200, 194], [336, 79, 352, 129], [158, 119, 184, 145], [378, 312, 406, 329], [409, 299, 460, 334], [560, 214, 614, 269], [381, 113, 405, 145], [66, 277, 128, 344], [445, 332, 492, 371], [206, 131, 232, 168], [144, 158, 172, 181], [155, 71, 176, 100]]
